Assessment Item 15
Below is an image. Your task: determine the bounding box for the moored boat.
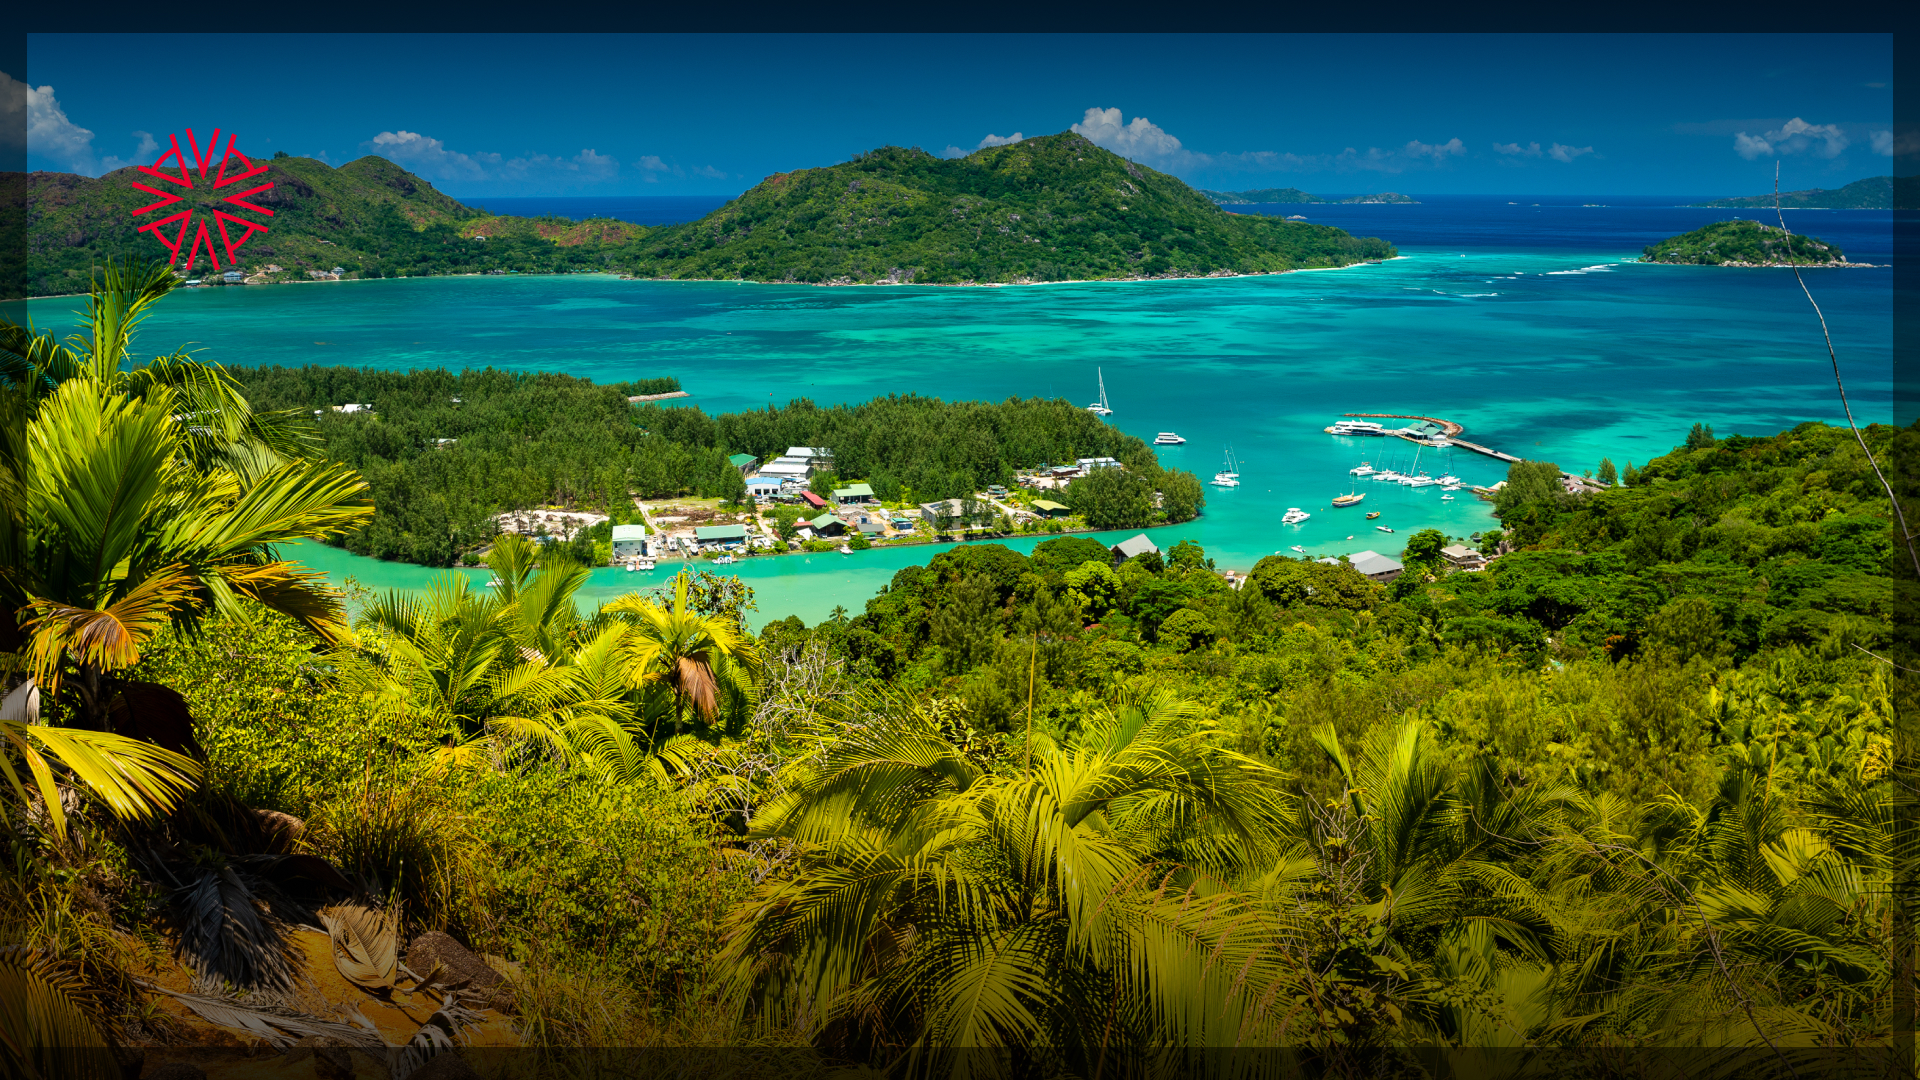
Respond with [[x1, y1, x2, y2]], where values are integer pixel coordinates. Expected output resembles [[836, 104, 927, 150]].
[[1153, 432, 1186, 445], [1332, 493, 1365, 507], [1282, 508, 1310, 524], [1376, 525, 1395, 533], [1365, 511, 1381, 519], [1087, 368, 1113, 416]]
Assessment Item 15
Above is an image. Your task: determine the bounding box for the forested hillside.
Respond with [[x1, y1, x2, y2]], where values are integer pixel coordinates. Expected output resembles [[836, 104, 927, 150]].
[[1691, 175, 1892, 209], [1641, 220, 1860, 266], [616, 134, 1396, 284], [24, 155, 642, 295]]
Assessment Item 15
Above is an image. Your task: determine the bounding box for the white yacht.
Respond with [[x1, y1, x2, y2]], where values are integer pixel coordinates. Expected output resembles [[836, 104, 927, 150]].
[[1087, 368, 1113, 416], [1438, 474, 1461, 486], [1373, 469, 1402, 481], [1440, 494, 1455, 501], [1350, 463, 1375, 476], [1328, 419, 1389, 437], [1210, 447, 1241, 487], [1153, 432, 1186, 445], [1407, 476, 1440, 487], [1282, 507, 1311, 525], [1290, 545, 1307, 553]]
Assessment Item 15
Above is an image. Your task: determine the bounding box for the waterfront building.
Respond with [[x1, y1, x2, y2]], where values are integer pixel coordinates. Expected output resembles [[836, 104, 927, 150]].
[[694, 524, 748, 549], [1113, 534, 1159, 560], [1030, 499, 1071, 518], [612, 524, 648, 559], [808, 513, 847, 537], [1077, 456, 1123, 472], [1441, 545, 1486, 569]]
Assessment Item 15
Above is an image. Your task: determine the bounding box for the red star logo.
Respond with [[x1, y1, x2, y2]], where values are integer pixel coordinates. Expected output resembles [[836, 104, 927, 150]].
[[130, 129, 275, 272]]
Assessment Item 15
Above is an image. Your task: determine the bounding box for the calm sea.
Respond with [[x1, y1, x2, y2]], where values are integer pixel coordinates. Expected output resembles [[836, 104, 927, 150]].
[[15, 197, 1892, 629]]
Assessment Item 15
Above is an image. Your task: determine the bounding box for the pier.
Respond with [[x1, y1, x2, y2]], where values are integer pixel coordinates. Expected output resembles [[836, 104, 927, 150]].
[[1335, 413, 1600, 491]]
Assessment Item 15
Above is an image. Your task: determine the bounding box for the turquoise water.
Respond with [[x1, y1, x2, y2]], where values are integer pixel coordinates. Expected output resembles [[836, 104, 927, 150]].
[[19, 199, 1891, 628]]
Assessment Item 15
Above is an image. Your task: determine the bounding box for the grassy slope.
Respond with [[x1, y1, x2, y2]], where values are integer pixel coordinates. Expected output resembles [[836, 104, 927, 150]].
[[1690, 176, 1892, 209], [617, 133, 1396, 285], [1639, 220, 1853, 265], [25, 156, 644, 295]]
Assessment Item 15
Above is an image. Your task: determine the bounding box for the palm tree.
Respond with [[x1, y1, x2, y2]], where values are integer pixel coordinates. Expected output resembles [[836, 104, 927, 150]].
[[0, 268, 372, 835], [718, 685, 1296, 1076], [604, 572, 762, 735]]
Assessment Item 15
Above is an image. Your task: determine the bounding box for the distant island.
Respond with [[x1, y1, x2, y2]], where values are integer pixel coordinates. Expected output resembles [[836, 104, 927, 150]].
[[23, 134, 1396, 296], [1199, 187, 1324, 204], [616, 134, 1396, 285], [1640, 220, 1869, 267], [1199, 188, 1419, 205], [1689, 176, 1890, 210]]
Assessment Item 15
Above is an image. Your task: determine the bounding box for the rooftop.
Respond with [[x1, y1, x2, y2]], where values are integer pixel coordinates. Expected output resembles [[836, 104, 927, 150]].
[[1347, 550, 1403, 577], [694, 524, 748, 540], [1031, 499, 1069, 512], [611, 524, 647, 541], [1114, 534, 1159, 559], [833, 483, 875, 498], [727, 453, 758, 467]]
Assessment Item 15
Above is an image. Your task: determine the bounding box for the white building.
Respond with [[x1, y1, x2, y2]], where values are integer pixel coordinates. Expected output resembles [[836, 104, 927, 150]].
[[612, 524, 648, 559]]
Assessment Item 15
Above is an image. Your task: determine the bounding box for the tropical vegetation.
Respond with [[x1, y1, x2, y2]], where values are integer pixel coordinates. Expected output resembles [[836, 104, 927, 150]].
[[1, 267, 1914, 1076], [1641, 220, 1857, 266]]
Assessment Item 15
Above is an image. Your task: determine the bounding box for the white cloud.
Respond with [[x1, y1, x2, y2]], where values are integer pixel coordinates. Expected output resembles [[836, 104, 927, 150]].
[[978, 131, 1024, 148], [1548, 143, 1594, 163], [691, 165, 727, 179], [1732, 117, 1850, 160], [363, 131, 655, 189], [366, 130, 491, 180], [100, 131, 158, 173], [1071, 108, 1202, 170], [27, 83, 98, 172], [1870, 129, 1893, 156], [1495, 141, 1543, 157]]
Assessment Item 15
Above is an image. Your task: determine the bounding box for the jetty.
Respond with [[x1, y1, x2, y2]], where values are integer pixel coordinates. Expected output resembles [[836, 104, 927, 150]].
[[628, 390, 690, 403], [1335, 412, 1604, 492]]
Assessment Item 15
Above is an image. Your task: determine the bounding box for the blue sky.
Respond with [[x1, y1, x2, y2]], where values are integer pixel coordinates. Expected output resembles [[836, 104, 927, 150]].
[[22, 33, 1893, 197]]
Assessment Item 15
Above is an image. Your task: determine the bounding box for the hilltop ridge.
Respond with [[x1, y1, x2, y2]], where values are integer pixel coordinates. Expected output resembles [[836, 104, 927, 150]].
[[616, 133, 1395, 285], [1689, 176, 1891, 209], [1640, 219, 1868, 267]]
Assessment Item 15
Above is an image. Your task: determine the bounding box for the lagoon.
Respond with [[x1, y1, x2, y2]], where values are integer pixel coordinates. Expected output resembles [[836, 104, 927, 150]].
[[17, 196, 1891, 627]]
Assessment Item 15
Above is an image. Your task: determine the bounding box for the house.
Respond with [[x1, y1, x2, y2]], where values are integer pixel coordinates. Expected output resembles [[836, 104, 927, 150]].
[[808, 513, 846, 537], [785, 446, 834, 470], [222, 270, 245, 283], [1077, 457, 1123, 472], [746, 476, 785, 499], [330, 403, 372, 414], [1441, 544, 1486, 569], [890, 515, 915, 531], [800, 491, 828, 510], [756, 457, 814, 483], [987, 485, 1008, 497], [856, 520, 887, 536], [833, 482, 875, 505], [1030, 499, 1071, 518], [919, 499, 988, 527], [1113, 534, 1159, 561], [432, 438, 457, 449], [611, 524, 648, 559], [694, 524, 749, 549], [1345, 550, 1404, 583], [728, 453, 759, 476]]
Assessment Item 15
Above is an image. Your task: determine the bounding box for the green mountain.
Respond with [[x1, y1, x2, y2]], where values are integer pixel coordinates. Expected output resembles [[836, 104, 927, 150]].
[[23, 155, 642, 296], [616, 134, 1395, 284], [1640, 220, 1860, 266], [1689, 176, 1891, 209], [1198, 187, 1325, 204]]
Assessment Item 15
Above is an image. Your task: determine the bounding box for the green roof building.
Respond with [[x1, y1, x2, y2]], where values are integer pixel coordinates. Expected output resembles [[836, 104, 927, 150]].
[[832, 482, 875, 504]]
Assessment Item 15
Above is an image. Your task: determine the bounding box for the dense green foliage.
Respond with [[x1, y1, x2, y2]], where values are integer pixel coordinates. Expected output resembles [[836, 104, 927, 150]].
[[1641, 220, 1855, 265], [25, 156, 640, 296], [617, 134, 1396, 284], [1198, 187, 1325, 204], [229, 365, 1196, 564], [1691, 175, 1892, 209]]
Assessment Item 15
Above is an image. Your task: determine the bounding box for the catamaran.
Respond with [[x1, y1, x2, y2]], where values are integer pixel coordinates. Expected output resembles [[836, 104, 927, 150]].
[[1282, 507, 1310, 524], [1086, 369, 1113, 416], [1350, 462, 1375, 476]]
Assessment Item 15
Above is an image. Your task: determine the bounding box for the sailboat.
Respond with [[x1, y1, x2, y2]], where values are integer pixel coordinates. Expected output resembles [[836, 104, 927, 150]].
[[1086, 368, 1113, 416], [1209, 447, 1240, 487], [1332, 473, 1366, 508]]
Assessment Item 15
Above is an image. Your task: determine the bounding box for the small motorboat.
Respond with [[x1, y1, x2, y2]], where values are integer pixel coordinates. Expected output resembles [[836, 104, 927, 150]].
[[1440, 494, 1455, 501], [838, 544, 853, 554], [1376, 525, 1395, 534], [1153, 432, 1187, 445], [715, 554, 735, 565], [1282, 508, 1310, 525], [484, 577, 505, 588], [1365, 511, 1381, 520], [1290, 545, 1306, 554]]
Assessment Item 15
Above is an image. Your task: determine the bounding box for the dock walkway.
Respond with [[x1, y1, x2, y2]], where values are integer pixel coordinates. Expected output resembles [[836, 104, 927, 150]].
[[1334, 413, 1602, 491]]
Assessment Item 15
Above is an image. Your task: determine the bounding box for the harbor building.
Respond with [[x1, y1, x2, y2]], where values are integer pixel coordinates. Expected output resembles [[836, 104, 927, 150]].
[[611, 524, 648, 560], [694, 524, 748, 549]]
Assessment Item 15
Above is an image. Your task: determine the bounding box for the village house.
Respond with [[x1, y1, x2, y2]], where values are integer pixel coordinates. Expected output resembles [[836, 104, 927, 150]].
[[1441, 544, 1487, 570], [1030, 499, 1071, 518], [694, 524, 748, 550], [1113, 534, 1159, 560], [833, 482, 875, 505], [808, 513, 846, 537], [745, 476, 785, 500], [611, 524, 648, 559], [728, 453, 759, 476], [1345, 550, 1405, 583]]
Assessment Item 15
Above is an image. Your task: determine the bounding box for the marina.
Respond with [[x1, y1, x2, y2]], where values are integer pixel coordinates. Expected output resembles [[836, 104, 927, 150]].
[[1328, 413, 1608, 491]]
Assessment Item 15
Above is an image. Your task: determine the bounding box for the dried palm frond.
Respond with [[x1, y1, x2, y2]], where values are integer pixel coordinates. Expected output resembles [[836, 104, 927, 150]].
[[0, 949, 117, 1080], [318, 900, 398, 993], [172, 866, 296, 995], [137, 982, 385, 1050], [388, 993, 486, 1079]]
